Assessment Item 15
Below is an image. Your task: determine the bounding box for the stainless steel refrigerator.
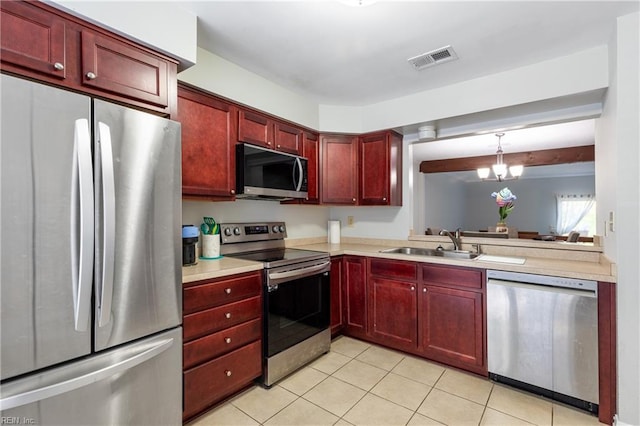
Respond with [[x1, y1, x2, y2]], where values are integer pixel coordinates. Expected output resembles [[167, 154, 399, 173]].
[[0, 74, 182, 425]]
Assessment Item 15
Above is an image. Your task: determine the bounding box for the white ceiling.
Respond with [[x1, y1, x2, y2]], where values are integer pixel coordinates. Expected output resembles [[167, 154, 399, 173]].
[[174, 1, 635, 159], [176, 1, 638, 106]]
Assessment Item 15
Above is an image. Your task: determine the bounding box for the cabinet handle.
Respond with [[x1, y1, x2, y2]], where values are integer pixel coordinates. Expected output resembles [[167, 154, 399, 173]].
[[352, 198, 356, 203], [86, 72, 97, 80], [423, 288, 427, 293], [267, 141, 272, 146], [225, 370, 232, 377], [277, 144, 281, 148], [53, 62, 64, 71], [382, 197, 387, 202], [225, 288, 232, 295], [225, 312, 231, 319], [411, 286, 415, 291], [230, 189, 235, 195], [225, 337, 232, 344]]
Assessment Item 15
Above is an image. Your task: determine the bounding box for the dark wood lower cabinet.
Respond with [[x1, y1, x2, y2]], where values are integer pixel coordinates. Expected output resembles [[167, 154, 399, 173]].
[[183, 341, 262, 420], [597, 281, 616, 425], [343, 256, 367, 339], [369, 277, 417, 351], [420, 284, 484, 374], [182, 271, 263, 422]]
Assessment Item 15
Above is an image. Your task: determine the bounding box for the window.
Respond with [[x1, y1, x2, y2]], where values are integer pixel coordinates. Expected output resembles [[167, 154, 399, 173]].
[[556, 194, 596, 236]]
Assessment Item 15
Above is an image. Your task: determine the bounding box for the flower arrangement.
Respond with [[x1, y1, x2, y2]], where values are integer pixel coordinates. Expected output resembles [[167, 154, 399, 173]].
[[491, 187, 517, 224]]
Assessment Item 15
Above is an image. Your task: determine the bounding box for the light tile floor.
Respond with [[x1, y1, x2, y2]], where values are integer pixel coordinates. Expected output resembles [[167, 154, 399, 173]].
[[188, 336, 606, 426]]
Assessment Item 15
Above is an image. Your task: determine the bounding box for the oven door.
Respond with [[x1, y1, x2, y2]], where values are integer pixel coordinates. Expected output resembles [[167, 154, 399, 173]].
[[265, 259, 331, 358]]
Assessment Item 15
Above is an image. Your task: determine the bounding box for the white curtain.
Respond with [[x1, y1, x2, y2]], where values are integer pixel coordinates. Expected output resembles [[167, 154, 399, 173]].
[[555, 193, 595, 235]]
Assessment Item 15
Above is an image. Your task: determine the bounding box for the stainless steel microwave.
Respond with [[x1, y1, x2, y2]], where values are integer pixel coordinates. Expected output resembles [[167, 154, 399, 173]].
[[236, 144, 308, 200]]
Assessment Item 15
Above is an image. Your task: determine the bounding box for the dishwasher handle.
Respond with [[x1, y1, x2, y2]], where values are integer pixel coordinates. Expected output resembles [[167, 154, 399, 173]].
[[487, 278, 597, 298]]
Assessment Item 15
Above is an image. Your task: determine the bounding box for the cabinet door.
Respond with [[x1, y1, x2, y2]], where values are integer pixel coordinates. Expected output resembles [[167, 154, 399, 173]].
[[81, 30, 169, 108], [330, 257, 344, 335], [302, 132, 320, 204], [274, 121, 302, 154], [0, 1, 66, 79], [321, 135, 358, 205], [343, 256, 367, 338], [177, 85, 237, 198], [359, 131, 402, 206], [369, 277, 417, 351], [238, 109, 272, 148], [421, 285, 485, 374]]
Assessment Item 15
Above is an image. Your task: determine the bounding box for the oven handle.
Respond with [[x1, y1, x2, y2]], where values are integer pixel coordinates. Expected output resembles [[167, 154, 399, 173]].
[[267, 261, 331, 287]]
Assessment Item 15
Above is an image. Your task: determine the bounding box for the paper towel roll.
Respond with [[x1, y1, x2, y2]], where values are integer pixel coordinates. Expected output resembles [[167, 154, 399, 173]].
[[328, 220, 341, 244]]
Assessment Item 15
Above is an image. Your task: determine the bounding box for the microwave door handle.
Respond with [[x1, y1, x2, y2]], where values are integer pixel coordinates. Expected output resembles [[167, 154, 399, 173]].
[[294, 157, 303, 191]]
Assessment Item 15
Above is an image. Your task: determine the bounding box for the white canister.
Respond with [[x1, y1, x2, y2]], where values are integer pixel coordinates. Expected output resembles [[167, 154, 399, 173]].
[[202, 233, 221, 258]]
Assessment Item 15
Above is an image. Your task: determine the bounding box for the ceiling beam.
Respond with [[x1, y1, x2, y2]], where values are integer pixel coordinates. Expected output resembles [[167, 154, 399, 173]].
[[419, 145, 595, 174]]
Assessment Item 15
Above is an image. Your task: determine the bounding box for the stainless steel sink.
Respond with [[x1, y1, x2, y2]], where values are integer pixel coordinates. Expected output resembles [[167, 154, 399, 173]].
[[379, 247, 479, 260]]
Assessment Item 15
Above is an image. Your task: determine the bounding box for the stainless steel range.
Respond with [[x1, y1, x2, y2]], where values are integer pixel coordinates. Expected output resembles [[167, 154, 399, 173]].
[[220, 222, 331, 386]]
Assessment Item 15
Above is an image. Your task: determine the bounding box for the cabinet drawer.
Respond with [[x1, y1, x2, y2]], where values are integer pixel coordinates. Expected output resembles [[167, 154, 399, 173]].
[[422, 264, 483, 290], [184, 272, 262, 314], [183, 318, 261, 369], [184, 340, 262, 420], [370, 258, 417, 281], [183, 296, 262, 342]]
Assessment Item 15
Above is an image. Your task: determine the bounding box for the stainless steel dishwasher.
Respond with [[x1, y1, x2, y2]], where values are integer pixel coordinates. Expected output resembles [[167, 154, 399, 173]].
[[487, 270, 599, 414]]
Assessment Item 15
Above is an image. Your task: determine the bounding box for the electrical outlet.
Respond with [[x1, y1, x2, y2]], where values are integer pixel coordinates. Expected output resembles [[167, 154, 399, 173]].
[[347, 216, 355, 227]]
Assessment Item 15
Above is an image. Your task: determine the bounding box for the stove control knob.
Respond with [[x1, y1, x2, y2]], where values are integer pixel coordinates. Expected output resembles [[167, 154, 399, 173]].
[[272, 225, 279, 233], [233, 227, 241, 236], [279, 225, 285, 233], [224, 228, 232, 236]]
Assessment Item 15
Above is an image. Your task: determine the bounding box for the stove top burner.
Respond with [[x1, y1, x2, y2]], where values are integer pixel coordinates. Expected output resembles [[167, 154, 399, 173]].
[[229, 248, 328, 269]]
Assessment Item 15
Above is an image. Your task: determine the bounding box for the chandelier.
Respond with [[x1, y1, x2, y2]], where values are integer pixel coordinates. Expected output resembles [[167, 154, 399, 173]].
[[477, 133, 523, 181]]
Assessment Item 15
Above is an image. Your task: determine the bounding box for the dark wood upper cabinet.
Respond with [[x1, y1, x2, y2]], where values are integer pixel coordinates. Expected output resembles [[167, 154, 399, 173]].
[[302, 131, 320, 204], [359, 131, 403, 206], [177, 83, 237, 199], [321, 134, 359, 205], [274, 121, 302, 155], [238, 109, 302, 155], [81, 30, 169, 108], [0, 1, 66, 79], [0, 1, 177, 116]]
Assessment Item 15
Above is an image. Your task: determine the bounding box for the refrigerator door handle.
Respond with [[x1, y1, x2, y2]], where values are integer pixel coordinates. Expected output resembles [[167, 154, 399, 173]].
[[71, 119, 94, 332], [97, 122, 116, 327], [0, 337, 174, 411]]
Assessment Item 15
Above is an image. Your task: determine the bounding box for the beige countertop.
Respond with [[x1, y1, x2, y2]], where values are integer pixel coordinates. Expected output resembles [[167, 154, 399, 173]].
[[293, 242, 616, 283], [182, 256, 263, 284], [182, 239, 616, 284]]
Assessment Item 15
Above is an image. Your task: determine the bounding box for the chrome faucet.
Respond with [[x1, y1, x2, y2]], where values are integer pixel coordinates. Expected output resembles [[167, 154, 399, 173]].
[[440, 228, 462, 251]]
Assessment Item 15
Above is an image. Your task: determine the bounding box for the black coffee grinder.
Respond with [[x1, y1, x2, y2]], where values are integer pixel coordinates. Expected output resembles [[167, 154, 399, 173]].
[[182, 225, 199, 266]]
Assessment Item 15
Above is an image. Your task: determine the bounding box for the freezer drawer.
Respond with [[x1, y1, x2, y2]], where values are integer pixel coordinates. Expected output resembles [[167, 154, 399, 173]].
[[0, 327, 182, 425]]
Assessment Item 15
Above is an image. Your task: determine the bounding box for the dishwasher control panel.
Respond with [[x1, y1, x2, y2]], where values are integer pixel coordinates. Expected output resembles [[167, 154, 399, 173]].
[[486, 269, 598, 292]]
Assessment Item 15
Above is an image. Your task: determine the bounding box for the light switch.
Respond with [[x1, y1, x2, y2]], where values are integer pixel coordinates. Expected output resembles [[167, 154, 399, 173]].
[[609, 211, 615, 232]]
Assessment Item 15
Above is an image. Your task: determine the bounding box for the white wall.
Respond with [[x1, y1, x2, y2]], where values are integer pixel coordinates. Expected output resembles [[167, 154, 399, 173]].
[[422, 173, 466, 232], [182, 200, 329, 240], [599, 11, 640, 426], [178, 49, 320, 130], [50, 1, 197, 69], [462, 176, 595, 234], [319, 47, 609, 134]]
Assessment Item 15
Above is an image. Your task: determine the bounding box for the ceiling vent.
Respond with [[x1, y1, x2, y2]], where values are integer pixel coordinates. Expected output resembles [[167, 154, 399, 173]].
[[408, 45, 458, 70]]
